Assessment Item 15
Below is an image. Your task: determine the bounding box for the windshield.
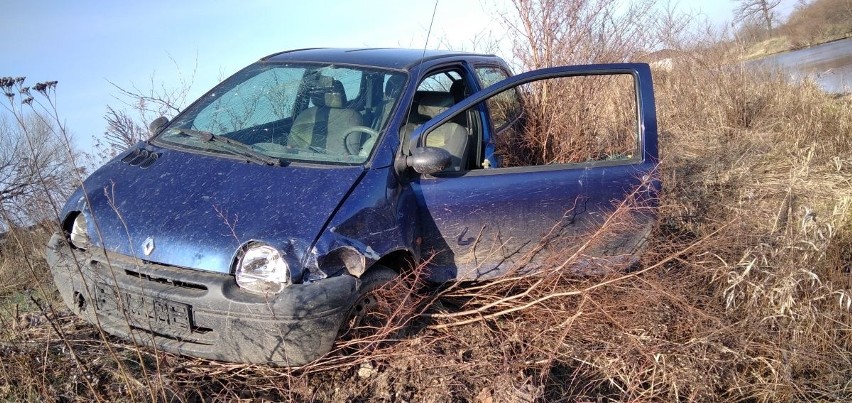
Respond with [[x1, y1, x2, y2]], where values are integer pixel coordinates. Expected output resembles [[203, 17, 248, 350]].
[[155, 63, 407, 165]]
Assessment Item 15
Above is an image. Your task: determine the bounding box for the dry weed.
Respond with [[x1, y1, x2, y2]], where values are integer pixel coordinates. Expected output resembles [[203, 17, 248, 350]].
[[2, 31, 851, 403]]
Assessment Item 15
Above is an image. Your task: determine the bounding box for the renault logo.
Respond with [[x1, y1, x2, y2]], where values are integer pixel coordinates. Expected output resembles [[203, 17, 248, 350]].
[[142, 237, 155, 256]]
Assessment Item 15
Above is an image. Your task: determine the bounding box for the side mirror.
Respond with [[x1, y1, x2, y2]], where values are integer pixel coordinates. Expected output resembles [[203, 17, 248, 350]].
[[148, 116, 169, 137], [407, 147, 451, 174]]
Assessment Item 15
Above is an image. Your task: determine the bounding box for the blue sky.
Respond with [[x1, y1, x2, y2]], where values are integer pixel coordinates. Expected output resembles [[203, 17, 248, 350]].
[[1, 0, 790, 155]]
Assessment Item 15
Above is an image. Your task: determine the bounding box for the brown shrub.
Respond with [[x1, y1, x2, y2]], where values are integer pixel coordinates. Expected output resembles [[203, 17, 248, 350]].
[[2, 11, 850, 402], [497, 74, 639, 167]]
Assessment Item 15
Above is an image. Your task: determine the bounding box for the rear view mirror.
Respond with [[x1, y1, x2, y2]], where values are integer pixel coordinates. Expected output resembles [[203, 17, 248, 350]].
[[148, 116, 169, 137], [408, 146, 451, 174]]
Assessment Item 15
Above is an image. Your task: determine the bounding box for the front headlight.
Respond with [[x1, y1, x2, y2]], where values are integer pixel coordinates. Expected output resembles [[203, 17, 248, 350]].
[[69, 213, 89, 250], [235, 243, 290, 294]]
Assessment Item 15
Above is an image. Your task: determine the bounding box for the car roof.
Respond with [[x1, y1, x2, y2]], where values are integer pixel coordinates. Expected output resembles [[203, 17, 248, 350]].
[[261, 48, 499, 70]]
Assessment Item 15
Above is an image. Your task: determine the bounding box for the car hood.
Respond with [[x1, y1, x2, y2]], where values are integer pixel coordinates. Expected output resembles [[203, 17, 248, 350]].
[[74, 144, 364, 275]]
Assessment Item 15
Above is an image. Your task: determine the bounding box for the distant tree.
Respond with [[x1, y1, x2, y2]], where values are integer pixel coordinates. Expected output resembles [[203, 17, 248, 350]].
[[734, 0, 782, 33], [0, 77, 83, 229], [782, 0, 852, 45]]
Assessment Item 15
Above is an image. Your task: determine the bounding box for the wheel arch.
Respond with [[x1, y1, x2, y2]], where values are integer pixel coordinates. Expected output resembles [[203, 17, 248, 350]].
[[372, 249, 416, 274]]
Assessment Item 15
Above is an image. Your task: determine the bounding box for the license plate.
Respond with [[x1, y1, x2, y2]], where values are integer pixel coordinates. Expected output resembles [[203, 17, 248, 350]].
[[95, 283, 193, 333]]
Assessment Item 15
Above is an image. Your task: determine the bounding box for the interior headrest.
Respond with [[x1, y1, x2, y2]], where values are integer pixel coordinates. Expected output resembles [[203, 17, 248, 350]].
[[310, 78, 347, 108], [414, 91, 455, 118], [450, 80, 468, 103], [324, 93, 344, 108]]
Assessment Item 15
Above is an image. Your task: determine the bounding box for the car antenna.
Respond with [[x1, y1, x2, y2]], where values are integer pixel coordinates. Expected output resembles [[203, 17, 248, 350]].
[[420, 0, 439, 63], [404, 0, 439, 152]]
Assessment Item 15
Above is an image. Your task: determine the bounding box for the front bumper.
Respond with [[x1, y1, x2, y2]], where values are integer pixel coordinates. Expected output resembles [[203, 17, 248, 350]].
[[46, 233, 358, 366]]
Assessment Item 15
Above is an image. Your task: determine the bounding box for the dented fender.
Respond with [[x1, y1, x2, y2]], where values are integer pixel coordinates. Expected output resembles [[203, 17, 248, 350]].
[[304, 165, 417, 281], [308, 235, 381, 279]]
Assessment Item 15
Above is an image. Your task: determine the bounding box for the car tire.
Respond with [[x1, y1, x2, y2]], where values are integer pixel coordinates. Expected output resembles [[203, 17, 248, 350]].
[[341, 265, 398, 336]]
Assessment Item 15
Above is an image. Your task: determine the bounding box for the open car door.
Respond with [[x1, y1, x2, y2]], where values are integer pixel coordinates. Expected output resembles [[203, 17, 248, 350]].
[[407, 63, 660, 282]]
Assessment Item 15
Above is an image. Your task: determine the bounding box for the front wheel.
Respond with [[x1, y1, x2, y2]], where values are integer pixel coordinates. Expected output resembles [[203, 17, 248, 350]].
[[341, 266, 398, 336]]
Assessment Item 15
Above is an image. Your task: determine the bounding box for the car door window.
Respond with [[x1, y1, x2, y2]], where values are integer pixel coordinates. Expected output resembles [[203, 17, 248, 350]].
[[475, 66, 522, 131], [495, 73, 638, 168], [422, 71, 640, 170], [418, 70, 461, 92], [403, 68, 480, 171]]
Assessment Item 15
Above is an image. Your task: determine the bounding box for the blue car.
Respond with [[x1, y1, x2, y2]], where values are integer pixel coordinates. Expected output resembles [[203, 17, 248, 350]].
[[47, 48, 659, 365]]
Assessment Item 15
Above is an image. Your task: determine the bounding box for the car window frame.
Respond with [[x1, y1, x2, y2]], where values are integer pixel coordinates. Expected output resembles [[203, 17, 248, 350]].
[[398, 63, 481, 155], [408, 63, 657, 177]]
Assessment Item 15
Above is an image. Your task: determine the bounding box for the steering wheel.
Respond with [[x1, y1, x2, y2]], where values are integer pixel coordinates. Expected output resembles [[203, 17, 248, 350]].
[[343, 126, 380, 156]]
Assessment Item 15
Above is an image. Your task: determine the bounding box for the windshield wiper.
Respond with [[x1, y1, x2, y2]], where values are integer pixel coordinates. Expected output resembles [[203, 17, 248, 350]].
[[173, 128, 281, 166]]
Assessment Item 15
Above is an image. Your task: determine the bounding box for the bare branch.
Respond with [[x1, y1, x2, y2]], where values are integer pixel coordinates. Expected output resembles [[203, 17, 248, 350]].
[[734, 0, 782, 31], [95, 56, 198, 159]]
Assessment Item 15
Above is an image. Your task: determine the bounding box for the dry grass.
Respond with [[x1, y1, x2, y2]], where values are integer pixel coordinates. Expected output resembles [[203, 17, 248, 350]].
[[2, 45, 851, 402], [497, 74, 639, 167]]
